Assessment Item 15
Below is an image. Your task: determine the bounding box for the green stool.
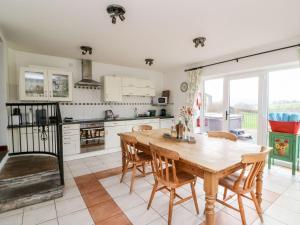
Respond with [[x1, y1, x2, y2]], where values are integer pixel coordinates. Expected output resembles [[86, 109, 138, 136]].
[[268, 132, 300, 175]]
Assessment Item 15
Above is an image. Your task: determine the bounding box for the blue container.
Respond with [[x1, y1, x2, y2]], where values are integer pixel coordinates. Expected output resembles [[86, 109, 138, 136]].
[[276, 113, 282, 121], [268, 113, 276, 121], [282, 113, 290, 121], [290, 114, 300, 122]]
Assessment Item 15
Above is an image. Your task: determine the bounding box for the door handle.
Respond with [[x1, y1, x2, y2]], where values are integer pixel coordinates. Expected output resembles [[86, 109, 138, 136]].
[[225, 110, 229, 120]]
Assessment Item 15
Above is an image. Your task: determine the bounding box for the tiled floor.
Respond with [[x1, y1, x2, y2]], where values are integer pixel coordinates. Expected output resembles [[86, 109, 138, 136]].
[[1, 151, 300, 225]]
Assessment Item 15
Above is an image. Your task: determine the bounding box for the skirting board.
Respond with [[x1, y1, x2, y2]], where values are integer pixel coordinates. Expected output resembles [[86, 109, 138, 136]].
[[64, 148, 121, 161]]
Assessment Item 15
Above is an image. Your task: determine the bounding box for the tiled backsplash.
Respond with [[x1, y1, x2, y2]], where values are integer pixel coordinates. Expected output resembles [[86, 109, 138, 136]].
[[59, 87, 169, 119]]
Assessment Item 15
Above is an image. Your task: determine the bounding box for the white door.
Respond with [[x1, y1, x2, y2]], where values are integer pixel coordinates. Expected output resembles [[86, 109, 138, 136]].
[[202, 73, 264, 144], [19, 67, 49, 101], [48, 70, 73, 101]]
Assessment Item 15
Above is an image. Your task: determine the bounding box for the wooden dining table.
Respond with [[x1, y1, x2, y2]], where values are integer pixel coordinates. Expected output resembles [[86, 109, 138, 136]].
[[119, 129, 264, 225]]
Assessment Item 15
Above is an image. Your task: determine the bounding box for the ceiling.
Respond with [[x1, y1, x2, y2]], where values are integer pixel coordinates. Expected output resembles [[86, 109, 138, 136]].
[[0, 0, 300, 71]]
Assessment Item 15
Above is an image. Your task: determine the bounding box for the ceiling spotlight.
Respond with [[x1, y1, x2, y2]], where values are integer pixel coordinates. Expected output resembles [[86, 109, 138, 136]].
[[193, 37, 206, 48], [107, 4, 126, 24], [145, 58, 154, 66], [80, 46, 92, 55], [111, 15, 116, 24]]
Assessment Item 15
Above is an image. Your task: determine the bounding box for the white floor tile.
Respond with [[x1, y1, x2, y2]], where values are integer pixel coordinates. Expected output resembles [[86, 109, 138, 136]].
[[147, 216, 167, 225], [0, 208, 23, 219], [252, 215, 287, 225], [125, 203, 161, 225], [0, 213, 23, 225], [265, 203, 300, 225], [99, 174, 122, 188], [55, 196, 86, 217], [23, 203, 56, 225], [114, 192, 145, 211], [58, 209, 94, 225], [163, 206, 203, 225], [105, 182, 130, 198], [39, 219, 59, 225]]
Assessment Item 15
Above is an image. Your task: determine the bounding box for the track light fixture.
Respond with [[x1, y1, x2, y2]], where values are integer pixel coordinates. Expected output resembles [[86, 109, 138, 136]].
[[193, 37, 206, 48], [80, 46, 92, 55], [107, 4, 126, 24], [145, 58, 154, 66]]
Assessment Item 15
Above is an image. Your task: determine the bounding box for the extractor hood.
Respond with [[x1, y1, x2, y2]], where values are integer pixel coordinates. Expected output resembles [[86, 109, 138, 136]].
[[75, 59, 102, 87]]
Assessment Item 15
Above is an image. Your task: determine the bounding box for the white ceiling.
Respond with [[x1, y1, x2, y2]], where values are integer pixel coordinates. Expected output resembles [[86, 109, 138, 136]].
[[0, 0, 300, 71]]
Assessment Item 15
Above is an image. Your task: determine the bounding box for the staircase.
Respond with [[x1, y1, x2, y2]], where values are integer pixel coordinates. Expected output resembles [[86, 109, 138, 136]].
[[0, 155, 64, 212]]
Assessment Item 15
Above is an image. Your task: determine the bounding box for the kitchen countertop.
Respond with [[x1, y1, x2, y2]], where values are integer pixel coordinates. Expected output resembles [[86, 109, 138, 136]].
[[62, 115, 174, 124]]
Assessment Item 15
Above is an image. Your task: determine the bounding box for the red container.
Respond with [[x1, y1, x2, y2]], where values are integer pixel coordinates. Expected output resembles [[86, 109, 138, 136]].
[[269, 120, 300, 134]]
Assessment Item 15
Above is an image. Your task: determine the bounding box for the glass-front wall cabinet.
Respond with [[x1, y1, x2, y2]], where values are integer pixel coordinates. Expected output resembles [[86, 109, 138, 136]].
[[48, 70, 72, 101], [19, 67, 72, 101]]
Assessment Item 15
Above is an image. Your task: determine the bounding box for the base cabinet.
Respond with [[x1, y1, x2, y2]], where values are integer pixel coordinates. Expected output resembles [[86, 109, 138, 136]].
[[268, 132, 300, 175]]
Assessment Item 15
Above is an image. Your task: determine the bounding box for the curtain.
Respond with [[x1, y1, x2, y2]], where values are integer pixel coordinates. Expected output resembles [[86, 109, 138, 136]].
[[186, 69, 202, 132]]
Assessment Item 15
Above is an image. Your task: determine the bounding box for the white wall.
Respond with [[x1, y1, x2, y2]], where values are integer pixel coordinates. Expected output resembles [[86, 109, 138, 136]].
[[165, 47, 300, 118], [0, 29, 8, 146], [7, 49, 166, 119]]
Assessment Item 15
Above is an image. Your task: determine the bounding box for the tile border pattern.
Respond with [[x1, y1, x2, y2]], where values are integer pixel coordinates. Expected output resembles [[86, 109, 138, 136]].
[[74, 166, 281, 225]]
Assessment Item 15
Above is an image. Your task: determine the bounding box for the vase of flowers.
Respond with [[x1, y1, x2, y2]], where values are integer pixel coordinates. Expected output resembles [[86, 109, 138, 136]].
[[179, 106, 193, 140]]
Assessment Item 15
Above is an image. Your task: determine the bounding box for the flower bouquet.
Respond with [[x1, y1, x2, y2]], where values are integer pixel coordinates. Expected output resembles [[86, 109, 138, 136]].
[[179, 106, 193, 139]]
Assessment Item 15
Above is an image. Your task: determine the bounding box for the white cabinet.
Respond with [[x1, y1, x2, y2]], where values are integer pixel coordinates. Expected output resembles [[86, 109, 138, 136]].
[[104, 121, 127, 149], [121, 77, 155, 97], [103, 75, 123, 102], [19, 67, 72, 101], [160, 118, 175, 129], [63, 124, 80, 156]]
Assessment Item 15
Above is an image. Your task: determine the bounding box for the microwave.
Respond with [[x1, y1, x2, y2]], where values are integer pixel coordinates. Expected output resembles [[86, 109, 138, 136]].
[[152, 96, 168, 105]]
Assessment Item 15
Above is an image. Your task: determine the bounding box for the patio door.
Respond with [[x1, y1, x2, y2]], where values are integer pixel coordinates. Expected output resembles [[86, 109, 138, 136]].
[[203, 73, 265, 144], [227, 76, 260, 143]]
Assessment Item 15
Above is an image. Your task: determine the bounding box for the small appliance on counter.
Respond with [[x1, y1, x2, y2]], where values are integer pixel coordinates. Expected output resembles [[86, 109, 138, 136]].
[[64, 117, 74, 122], [152, 96, 168, 106], [160, 109, 166, 117], [36, 109, 47, 125], [105, 110, 115, 120]]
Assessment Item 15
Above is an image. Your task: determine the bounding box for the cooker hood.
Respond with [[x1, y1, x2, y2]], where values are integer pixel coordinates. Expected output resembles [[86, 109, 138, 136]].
[[75, 59, 102, 87]]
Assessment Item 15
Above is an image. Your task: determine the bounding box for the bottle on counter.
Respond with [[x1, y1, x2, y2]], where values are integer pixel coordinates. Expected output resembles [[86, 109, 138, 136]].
[[171, 126, 177, 138]]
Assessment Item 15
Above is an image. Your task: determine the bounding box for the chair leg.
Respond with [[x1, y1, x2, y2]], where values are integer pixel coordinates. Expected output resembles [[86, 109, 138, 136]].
[[120, 160, 129, 183], [190, 183, 199, 214], [237, 194, 246, 225], [250, 191, 264, 223], [147, 180, 158, 209], [168, 188, 175, 225], [223, 188, 228, 200], [130, 164, 137, 193], [142, 162, 146, 177]]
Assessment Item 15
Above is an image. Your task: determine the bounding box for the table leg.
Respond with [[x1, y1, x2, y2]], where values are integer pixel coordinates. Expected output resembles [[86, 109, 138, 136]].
[[204, 172, 218, 225], [256, 168, 263, 206]]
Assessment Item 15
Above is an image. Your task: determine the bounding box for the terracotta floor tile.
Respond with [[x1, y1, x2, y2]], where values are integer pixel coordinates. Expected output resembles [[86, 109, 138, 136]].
[[88, 201, 122, 223], [82, 189, 112, 208], [95, 213, 132, 225], [77, 179, 104, 194], [94, 167, 122, 179], [74, 174, 97, 185], [201, 211, 241, 225], [262, 189, 280, 203]]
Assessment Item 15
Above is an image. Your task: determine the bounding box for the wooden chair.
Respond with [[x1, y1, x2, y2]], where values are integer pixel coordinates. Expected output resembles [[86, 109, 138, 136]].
[[147, 143, 199, 225], [132, 124, 152, 132], [120, 134, 153, 193], [208, 131, 238, 141], [216, 146, 269, 225]]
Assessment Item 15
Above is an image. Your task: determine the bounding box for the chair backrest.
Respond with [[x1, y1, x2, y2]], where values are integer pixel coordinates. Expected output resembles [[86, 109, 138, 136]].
[[233, 146, 270, 191], [149, 143, 180, 184], [208, 131, 237, 141], [132, 124, 153, 132], [120, 134, 139, 162]]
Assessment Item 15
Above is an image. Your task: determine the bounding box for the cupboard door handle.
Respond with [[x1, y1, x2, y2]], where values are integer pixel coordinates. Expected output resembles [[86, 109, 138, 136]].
[[225, 110, 229, 120]]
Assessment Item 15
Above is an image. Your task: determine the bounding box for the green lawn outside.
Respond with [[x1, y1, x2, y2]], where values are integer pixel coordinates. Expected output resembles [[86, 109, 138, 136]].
[[242, 112, 258, 129]]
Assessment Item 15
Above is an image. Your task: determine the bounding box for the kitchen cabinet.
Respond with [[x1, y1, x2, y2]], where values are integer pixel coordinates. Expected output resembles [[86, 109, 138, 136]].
[[19, 66, 72, 101], [160, 118, 174, 129], [103, 75, 123, 102], [105, 121, 127, 149], [63, 124, 80, 155], [121, 77, 155, 97]]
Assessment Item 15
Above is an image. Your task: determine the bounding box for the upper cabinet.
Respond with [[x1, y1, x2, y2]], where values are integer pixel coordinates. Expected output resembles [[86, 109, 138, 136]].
[[19, 67, 72, 101], [103, 75, 122, 102], [121, 77, 155, 97]]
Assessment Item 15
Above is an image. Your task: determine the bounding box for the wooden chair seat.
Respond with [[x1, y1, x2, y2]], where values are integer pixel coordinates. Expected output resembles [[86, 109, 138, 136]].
[[219, 172, 249, 193], [158, 168, 195, 188]]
